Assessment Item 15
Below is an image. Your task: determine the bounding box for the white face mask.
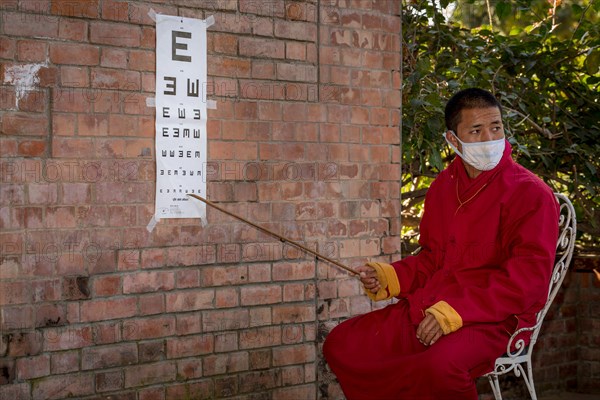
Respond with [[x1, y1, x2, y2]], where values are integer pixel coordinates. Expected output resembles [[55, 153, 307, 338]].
[[443, 131, 505, 171]]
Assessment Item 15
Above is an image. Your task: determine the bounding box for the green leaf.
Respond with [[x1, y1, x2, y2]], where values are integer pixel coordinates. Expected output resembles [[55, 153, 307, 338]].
[[428, 142, 444, 171], [585, 161, 597, 175], [584, 50, 600, 75], [495, 1, 512, 20]]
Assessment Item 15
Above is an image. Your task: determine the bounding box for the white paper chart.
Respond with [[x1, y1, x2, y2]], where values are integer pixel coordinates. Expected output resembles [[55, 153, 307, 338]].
[[154, 14, 208, 221]]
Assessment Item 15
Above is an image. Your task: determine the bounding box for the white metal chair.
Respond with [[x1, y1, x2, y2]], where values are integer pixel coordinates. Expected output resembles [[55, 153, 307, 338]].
[[484, 193, 577, 400]]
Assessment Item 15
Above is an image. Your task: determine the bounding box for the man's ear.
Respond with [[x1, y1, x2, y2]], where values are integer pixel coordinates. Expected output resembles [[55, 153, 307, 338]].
[[445, 130, 458, 148]]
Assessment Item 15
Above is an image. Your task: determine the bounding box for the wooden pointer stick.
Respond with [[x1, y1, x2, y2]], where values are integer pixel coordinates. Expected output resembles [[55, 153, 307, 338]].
[[187, 194, 360, 276]]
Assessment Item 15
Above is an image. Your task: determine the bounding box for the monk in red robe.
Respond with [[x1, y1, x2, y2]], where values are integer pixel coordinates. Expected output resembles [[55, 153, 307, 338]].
[[323, 88, 559, 399]]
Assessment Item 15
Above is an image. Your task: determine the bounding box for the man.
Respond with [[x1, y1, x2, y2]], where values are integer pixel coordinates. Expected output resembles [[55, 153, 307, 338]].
[[323, 88, 559, 399]]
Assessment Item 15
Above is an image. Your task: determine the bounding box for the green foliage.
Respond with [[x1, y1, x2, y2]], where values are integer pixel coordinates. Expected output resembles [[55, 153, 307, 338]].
[[401, 0, 600, 254]]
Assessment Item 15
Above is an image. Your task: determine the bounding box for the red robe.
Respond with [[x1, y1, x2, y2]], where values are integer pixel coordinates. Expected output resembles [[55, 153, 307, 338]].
[[324, 141, 559, 399]]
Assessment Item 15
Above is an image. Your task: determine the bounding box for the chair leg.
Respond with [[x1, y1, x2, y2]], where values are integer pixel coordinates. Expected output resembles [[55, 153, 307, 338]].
[[522, 362, 537, 400], [487, 374, 503, 400]]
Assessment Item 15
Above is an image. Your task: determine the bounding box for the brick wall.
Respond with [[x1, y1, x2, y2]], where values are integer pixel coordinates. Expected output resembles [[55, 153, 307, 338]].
[[574, 260, 600, 394], [0, 1, 401, 399]]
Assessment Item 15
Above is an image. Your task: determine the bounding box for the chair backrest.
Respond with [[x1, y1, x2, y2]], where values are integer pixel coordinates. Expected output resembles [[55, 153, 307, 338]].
[[528, 193, 577, 347]]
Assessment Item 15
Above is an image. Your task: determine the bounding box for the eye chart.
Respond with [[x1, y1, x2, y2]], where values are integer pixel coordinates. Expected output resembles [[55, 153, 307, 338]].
[[153, 14, 209, 222]]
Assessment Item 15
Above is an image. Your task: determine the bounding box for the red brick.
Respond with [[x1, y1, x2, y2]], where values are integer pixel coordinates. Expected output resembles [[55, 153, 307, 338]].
[[90, 21, 141, 47], [241, 285, 282, 306], [16, 40, 47, 62], [239, 0, 283, 16], [137, 293, 163, 316], [241, 326, 283, 351], [58, 18, 88, 41], [100, 47, 128, 68], [124, 362, 176, 388], [165, 382, 211, 400], [275, 20, 317, 42], [82, 342, 137, 370], [17, 90, 47, 113], [0, 37, 16, 59], [286, 41, 306, 61], [49, 43, 99, 66], [1, 113, 48, 136], [102, 0, 129, 21], [92, 274, 121, 297], [109, 114, 138, 136], [166, 334, 214, 358], [124, 316, 174, 340], [129, 2, 178, 26], [0, 281, 32, 306], [108, 205, 136, 226], [165, 290, 214, 312], [44, 205, 75, 228], [50, 113, 75, 136], [283, 283, 306, 302], [123, 271, 174, 294], [34, 302, 66, 328], [207, 140, 231, 159], [91, 67, 140, 90], [51, 137, 95, 158], [201, 265, 246, 287], [140, 26, 155, 49], [17, 140, 45, 157], [52, 88, 92, 112], [141, 248, 165, 269], [206, 353, 250, 380], [209, 56, 252, 78], [128, 49, 155, 72], [212, 33, 238, 54], [286, 2, 317, 22], [0, 87, 17, 112], [273, 304, 315, 324], [273, 261, 315, 281], [175, 269, 199, 289], [2, 11, 59, 38], [273, 343, 316, 366], [60, 66, 89, 88], [277, 62, 317, 82], [77, 114, 108, 136], [137, 384, 166, 400], [251, 60, 276, 80], [2, 305, 34, 334], [239, 37, 285, 59], [81, 297, 137, 322], [96, 370, 124, 392], [50, 350, 79, 374], [273, 384, 316, 400], [32, 373, 94, 399], [6, 330, 43, 357], [37, 66, 59, 88], [51, 0, 99, 18]]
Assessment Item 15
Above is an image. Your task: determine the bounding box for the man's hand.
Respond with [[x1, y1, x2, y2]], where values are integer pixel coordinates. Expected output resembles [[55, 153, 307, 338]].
[[416, 314, 443, 346], [356, 264, 380, 295]]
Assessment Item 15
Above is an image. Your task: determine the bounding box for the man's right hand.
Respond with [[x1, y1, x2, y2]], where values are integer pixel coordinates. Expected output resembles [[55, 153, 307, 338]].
[[357, 264, 381, 295]]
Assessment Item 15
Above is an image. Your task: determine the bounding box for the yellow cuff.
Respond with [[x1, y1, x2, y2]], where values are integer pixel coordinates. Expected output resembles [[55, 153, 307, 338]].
[[364, 262, 400, 301], [426, 301, 463, 335]]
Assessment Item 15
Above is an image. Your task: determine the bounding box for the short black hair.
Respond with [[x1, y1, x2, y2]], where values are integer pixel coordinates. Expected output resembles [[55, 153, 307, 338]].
[[444, 88, 503, 132]]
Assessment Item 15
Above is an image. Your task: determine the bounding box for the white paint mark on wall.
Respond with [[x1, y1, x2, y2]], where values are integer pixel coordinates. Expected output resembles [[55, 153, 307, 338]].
[[2, 63, 45, 108]]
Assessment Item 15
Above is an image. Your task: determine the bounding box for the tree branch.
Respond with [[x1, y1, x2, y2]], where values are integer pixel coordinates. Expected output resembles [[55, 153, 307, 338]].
[[505, 107, 561, 139]]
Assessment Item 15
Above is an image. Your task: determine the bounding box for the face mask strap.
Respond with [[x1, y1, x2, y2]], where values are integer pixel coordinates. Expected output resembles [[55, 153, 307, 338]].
[[443, 131, 465, 159]]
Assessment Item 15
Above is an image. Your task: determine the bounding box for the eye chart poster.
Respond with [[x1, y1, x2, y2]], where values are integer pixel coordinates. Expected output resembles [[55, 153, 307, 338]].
[[154, 14, 207, 221]]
